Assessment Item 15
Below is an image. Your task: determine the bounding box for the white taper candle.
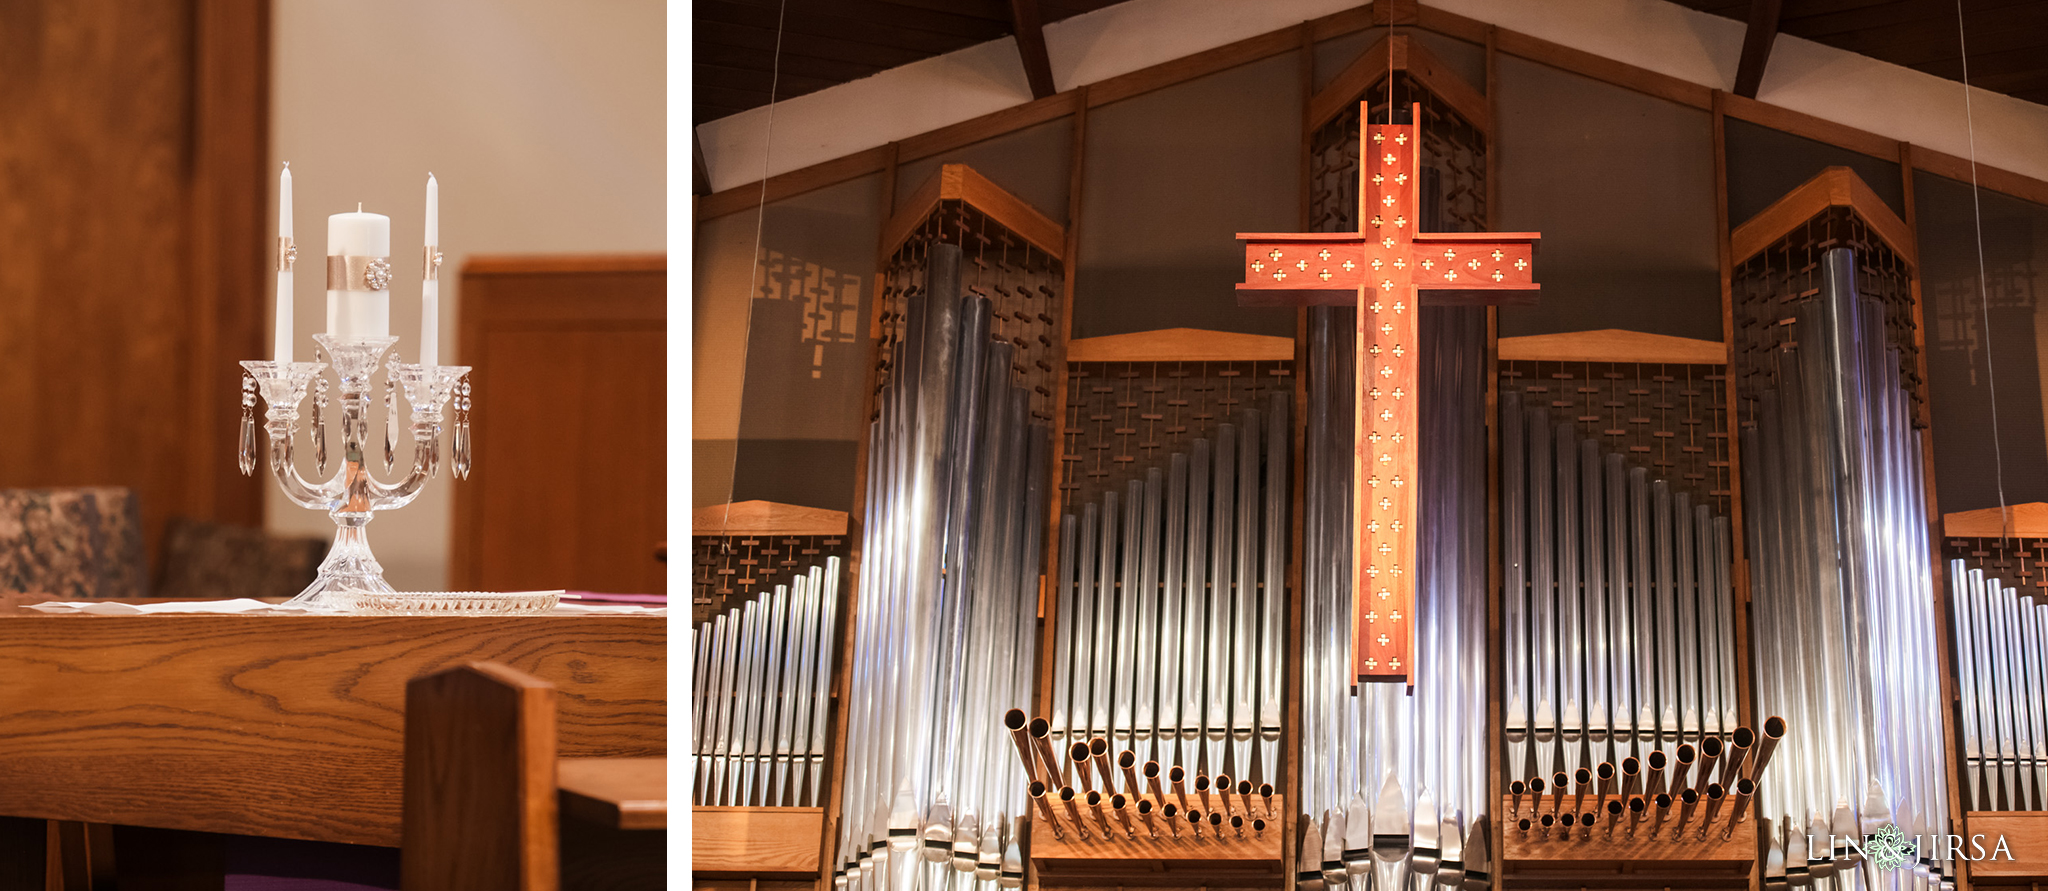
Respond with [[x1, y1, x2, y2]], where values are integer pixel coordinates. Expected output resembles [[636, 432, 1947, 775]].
[[275, 163, 293, 362], [422, 173, 439, 366]]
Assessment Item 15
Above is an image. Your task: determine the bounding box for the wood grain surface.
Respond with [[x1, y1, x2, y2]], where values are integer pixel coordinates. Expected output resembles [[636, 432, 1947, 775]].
[[403, 662, 558, 891], [0, 0, 268, 566], [691, 807, 824, 878], [690, 501, 848, 537], [1944, 503, 2048, 539], [1064, 327, 1295, 363], [1497, 328, 1728, 365], [558, 757, 666, 830], [878, 163, 1065, 261], [1728, 166, 1916, 266], [0, 614, 663, 848], [1500, 794, 1756, 889], [450, 256, 666, 596], [1964, 811, 2048, 881]]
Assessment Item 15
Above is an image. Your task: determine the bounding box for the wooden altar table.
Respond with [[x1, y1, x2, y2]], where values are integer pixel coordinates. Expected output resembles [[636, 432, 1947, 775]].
[[0, 607, 666, 850]]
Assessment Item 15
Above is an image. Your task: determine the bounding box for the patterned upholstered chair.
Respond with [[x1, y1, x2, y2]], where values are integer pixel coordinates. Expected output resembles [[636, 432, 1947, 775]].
[[0, 487, 147, 599], [155, 517, 327, 601]]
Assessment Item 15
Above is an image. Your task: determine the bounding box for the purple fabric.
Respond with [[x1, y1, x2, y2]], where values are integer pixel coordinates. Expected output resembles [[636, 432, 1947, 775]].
[[224, 836, 399, 891], [567, 590, 666, 604]]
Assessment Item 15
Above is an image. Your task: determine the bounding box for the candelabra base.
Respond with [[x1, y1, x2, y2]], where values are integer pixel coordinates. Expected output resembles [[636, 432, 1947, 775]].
[[283, 514, 394, 611]]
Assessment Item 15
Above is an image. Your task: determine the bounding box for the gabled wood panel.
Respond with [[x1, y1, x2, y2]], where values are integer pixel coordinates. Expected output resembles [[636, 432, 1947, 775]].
[[1497, 328, 1728, 365], [1309, 34, 1492, 133], [1729, 166, 1917, 265], [1943, 502, 2048, 539], [1065, 327, 1294, 363], [692, 500, 849, 536], [879, 162, 1065, 259]]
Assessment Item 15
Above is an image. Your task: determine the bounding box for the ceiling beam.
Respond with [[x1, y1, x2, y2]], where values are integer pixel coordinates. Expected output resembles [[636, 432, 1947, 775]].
[[1009, 0, 1057, 99], [1732, 0, 1783, 98]]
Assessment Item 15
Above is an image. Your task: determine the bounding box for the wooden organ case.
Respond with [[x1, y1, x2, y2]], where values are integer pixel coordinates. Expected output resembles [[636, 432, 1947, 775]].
[[1730, 167, 1960, 891], [1495, 329, 1755, 886], [691, 500, 851, 879], [1032, 328, 1295, 884], [1940, 503, 2048, 883]]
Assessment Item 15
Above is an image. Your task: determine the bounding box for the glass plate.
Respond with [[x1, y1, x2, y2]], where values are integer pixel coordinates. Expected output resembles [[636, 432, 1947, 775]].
[[336, 589, 562, 616]]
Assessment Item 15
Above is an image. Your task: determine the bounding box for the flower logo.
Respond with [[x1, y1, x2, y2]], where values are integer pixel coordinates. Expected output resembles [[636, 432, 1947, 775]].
[[1865, 823, 1916, 872]]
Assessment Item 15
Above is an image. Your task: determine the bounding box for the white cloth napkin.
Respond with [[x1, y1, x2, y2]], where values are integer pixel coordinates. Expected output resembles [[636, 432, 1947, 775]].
[[24, 597, 664, 617]]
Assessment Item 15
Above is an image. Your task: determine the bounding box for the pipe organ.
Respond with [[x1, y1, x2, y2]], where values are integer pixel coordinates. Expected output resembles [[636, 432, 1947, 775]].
[[1295, 70, 1494, 891], [1948, 537, 2048, 814], [1941, 505, 2048, 815], [691, 501, 854, 878], [691, 70, 2048, 891], [693, 556, 843, 808], [1733, 181, 1954, 890], [1497, 341, 1760, 866], [1045, 356, 1291, 784], [832, 173, 1066, 889]]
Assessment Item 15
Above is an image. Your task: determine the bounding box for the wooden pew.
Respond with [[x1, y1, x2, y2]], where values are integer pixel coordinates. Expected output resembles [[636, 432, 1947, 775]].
[[0, 608, 664, 888], [404, 662, 666, 890]]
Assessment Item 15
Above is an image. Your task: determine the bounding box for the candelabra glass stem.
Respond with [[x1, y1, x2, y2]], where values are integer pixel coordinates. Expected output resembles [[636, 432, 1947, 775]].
[[292, 512, 392, 606]]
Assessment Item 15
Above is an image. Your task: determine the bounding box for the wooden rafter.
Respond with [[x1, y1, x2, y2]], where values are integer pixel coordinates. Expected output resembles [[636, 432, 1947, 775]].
[[1729, 166, 1917, 266], [1732, 0, 1783, 98], [878, 162, 1065, 260], [1008, 0, 1057, 100], [694, 7, 2048, 221]]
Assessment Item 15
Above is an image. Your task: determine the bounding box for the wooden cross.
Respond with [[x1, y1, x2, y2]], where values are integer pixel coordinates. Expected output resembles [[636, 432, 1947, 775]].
[[1236, 102, 1540, 684]]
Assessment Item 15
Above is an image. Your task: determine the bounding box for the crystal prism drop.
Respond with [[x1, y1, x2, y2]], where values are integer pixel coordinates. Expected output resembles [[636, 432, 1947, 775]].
[[453, 376, 473, 480], [238, 373, 258, 476], [383, 377, 398, 472], [313, 376, 330, 476]]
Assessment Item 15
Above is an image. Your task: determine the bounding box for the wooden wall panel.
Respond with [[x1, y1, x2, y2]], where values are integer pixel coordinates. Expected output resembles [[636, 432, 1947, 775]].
[[451, 255, 666, 595], [0, 0, 267, 578]]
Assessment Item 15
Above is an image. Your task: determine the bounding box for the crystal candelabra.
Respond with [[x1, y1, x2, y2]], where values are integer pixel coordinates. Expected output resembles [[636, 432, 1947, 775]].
[[239, 333, 472, 610]]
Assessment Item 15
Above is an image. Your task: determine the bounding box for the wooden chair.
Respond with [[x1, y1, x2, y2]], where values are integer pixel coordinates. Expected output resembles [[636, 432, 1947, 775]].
[[404, 662, 666, 890]]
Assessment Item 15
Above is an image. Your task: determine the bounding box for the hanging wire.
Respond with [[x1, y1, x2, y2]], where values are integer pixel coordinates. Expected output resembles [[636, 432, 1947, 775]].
[[720, 0, 793, 536], [1955, 0, 2011, 537]]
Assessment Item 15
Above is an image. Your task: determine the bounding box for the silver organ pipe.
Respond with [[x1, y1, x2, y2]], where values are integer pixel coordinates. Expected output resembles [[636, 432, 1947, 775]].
[[833, 241, 1052, 890], [1301, 301, 1490, 888], [691, 556, 843, 808], [1500, 382, 1738, 761], [1946, 534, 2048, 812], [1045, 374, 1292, 787], [1740, 247, 1952, 889], [1498, 337, 1757, 854]]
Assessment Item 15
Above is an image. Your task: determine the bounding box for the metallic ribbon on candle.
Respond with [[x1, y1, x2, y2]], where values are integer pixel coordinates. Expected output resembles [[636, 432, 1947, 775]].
[[424, 245, 443, 282], [278, 237, 297, 272], [327, 254, 394, 291]]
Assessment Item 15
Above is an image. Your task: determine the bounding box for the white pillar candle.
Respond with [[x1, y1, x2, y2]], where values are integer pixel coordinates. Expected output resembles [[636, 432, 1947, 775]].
[[422, 174, 439, 366], [326, 204, 391, 340], [274, 163, 293, 362]]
